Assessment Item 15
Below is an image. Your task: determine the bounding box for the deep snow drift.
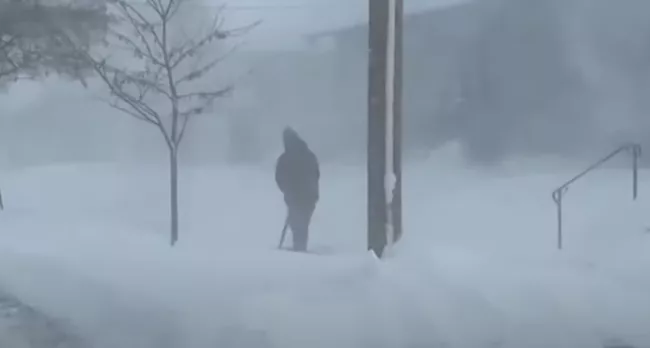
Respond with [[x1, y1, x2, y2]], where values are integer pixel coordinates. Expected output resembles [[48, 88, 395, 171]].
[[0, 148, 649, 348]]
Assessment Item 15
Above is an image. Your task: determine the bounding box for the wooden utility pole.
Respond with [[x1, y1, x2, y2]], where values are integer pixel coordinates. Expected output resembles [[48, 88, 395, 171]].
[[367, 0, 403, 258]]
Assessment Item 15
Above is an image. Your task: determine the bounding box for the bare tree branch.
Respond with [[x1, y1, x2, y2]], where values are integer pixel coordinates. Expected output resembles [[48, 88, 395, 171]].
[[176, 88, 232, 101], [66, 0, 255, 246], [176, 85, 232, 145], [175, 41, 241, 85], [174, 111, 191, 147], [116, 0, 167, 58], [59, 0, 256, 149], [112, 4, 163, 63], [169, 15, 259, 71], [168, 4, 224, 67]]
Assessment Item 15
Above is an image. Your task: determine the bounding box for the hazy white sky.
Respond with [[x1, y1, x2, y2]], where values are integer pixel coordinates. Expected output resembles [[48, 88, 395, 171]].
[[0, 0, 470, 110]]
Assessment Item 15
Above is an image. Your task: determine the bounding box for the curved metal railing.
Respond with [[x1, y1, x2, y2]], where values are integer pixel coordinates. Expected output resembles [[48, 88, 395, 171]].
[[551, 143, 642, 250]]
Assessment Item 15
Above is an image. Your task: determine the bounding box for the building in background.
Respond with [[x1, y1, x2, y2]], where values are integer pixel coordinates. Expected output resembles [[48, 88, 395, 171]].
[[4, 0, 650, 168], [304, 1, 484, 160], [297, 0, 650, 164]]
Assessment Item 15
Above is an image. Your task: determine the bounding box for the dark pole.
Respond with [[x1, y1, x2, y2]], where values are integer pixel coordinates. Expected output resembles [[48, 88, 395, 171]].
[[392, 0, 403, 245], [368, 0, 388, 258], [368, 0, 403, 258]]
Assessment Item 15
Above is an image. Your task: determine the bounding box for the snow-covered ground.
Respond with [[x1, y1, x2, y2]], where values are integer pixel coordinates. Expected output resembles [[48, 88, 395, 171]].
[[0, 291, 88, 348], [0, 147, 649, 348]]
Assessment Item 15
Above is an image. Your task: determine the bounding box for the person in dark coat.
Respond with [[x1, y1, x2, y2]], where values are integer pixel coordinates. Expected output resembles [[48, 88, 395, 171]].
[[275, 127, 320, 252]]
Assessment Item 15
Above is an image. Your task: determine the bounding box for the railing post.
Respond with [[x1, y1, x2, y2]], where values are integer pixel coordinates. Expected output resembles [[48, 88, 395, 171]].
[[552, 189, 564, 250], [631, 144, 641, 200], [551, 143, 641, 251]]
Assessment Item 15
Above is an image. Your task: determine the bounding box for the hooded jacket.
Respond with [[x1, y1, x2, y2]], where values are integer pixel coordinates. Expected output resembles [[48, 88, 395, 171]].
[[275, 128, 320, 206]]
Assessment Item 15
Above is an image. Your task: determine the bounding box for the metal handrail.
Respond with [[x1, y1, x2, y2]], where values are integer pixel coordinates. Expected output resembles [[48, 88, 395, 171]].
[[552, 143, 642, 250]]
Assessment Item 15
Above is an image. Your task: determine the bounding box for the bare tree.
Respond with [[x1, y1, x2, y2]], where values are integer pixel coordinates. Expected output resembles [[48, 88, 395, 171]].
[[69, 0, 256, 245]]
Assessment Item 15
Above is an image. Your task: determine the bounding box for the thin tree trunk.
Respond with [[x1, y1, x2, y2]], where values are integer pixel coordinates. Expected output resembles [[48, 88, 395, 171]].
[[170, 148, 179, 246]]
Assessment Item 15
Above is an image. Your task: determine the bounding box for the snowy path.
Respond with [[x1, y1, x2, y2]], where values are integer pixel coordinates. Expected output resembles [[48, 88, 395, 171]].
[[0, 290, 87, 348], [0, 248, 183, 348], [0, 162, 648, 347]]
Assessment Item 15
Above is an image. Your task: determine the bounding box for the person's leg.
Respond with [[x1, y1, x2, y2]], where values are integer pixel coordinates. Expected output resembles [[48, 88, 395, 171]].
[[289, 203, 315, 252], [303, 202, 315, 249], [288, 206, 304, 251], [296, 203, 316, 252]]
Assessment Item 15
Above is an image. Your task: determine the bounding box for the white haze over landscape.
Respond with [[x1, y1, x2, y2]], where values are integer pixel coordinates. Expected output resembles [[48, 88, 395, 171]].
[[1, 0, 650, 347]]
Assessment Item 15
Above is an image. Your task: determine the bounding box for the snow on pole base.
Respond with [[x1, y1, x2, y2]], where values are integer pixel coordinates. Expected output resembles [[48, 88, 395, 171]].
[[278, 245, 336, 256], [384, 171, 397, 252]]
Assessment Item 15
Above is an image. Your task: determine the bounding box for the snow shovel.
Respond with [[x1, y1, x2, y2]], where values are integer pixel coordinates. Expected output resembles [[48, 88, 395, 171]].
[[277, 216, 289, 249]]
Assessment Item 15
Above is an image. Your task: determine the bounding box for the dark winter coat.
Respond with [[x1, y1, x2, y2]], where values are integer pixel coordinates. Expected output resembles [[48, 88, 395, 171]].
[[275, 128, 320, 208]]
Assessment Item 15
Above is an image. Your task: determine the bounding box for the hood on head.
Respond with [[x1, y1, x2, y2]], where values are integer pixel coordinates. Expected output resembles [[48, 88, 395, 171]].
[[283, 127, 306, 151]]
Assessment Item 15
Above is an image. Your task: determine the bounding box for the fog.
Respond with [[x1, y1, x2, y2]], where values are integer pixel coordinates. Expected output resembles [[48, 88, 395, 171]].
[[2, 0, 649, 169], [2, 1, 650, 347]]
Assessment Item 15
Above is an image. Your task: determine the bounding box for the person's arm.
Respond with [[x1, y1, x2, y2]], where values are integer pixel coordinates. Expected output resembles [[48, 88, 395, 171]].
[[310, 151, 320, 181], [309, 152, 320, 202], [275, 155, 288, 193]]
